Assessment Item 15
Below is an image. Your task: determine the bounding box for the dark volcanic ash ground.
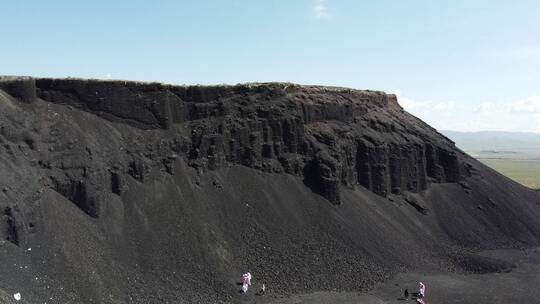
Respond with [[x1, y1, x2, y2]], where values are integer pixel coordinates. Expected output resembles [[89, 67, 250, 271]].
[[0, 77, 539, 303]]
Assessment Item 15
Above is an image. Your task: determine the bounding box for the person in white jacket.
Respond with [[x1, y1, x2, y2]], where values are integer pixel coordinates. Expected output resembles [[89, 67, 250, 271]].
[[241, 272, 252, 293], [418, 282, 425, 298], [246, 272, 252, 286]]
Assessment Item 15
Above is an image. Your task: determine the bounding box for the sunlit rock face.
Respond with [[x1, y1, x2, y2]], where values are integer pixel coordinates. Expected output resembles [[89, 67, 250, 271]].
[[0, 77, 538, 303], [28, 78, 462, 205]]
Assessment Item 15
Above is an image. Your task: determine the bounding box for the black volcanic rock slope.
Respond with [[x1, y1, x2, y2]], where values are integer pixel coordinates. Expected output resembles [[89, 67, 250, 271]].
[[32, 77, 462, 204], [0, 77, 539, 303]]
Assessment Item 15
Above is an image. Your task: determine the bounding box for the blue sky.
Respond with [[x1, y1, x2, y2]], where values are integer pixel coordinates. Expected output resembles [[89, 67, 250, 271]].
[[2, 0, 540, 132]]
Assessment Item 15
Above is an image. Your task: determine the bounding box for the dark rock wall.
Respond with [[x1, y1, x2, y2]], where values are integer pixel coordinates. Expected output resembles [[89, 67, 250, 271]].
[[0, 76, 37, 103], [7, 78, 462, 205], [2, 77, 540, 303]]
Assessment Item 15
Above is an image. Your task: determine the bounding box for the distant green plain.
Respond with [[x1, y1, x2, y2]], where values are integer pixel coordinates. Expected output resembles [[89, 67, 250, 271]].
[[479, 159, 540, 189]]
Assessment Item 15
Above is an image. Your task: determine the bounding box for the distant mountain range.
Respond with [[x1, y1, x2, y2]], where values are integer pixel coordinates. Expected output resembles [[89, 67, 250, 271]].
[[441, 130, 540, 159]]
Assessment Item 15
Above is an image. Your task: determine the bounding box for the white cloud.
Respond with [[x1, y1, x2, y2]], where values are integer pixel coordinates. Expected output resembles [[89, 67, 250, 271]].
[[433, 101, 455, 111], [473, 102, 495, 113], [510, 96, 540, 113], [312, 0, 331, 20], [394, 89, 426, 110], [534, 113, 540, 131], [395, 90, 540, 133], [394, 90, 455, 112], [395, 95, 420, 110]]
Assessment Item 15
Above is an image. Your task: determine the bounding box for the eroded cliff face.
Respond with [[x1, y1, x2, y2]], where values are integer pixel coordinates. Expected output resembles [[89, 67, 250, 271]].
[[1, 77, 540, 303], [3, 77, 464, 209]]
